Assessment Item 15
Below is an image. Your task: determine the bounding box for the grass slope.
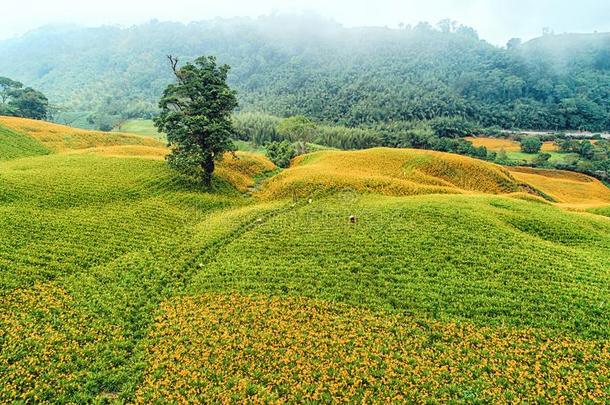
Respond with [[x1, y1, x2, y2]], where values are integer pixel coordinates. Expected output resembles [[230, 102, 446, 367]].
[[0, 124, 50, 161], [0, 150, 280, 402], [0, 116, 163, 152], [589, 205, 610, 218], [114, 119, 165, 141], [189, 194, 610, 338], [1, 118, 609, 402]]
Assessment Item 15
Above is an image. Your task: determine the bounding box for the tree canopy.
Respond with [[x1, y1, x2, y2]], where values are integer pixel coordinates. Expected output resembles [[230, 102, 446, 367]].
[[0, 76, 48, 120], [520, 136, 543, 154]]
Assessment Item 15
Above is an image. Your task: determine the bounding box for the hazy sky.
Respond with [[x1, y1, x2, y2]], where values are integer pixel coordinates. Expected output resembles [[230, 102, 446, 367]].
[[2, 0, 610, 45]]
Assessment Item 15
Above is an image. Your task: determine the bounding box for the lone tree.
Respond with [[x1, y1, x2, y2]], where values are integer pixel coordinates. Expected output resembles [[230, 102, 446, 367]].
[[154, 55, 238, 187]]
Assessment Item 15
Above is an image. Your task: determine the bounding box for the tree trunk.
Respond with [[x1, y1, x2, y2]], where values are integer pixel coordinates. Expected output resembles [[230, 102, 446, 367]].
[[202, 155, 215, 189]]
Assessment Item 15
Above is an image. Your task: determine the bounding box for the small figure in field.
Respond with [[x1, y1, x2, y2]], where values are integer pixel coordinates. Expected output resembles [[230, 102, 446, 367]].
[[349, 214, 357, 224]]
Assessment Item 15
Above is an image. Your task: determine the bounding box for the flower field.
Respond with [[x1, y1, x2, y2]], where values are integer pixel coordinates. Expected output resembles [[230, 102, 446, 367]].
[[137, 294, 609, 403], [466, 136, 558, 152], [258, 148, 526, 199], [1, 118, 609, 402], [509, 166, 610, 208], [189, 193, 610, 338], [0, 116, 162, 152]]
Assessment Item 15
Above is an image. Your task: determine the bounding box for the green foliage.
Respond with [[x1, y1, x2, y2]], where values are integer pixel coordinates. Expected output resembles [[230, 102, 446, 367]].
[[314, 125, 379, 150], [3, 18, 610, 131], [231, 114, 493, 162], [556, 139, 581, 153], [545, 139, 610, 180], [233, 112, 281, 145], [277, 115, 316, 153], [265, 140, 296, 168], [579, 140, 595, 160], [0, 76, 48, 120], [0, 76, 23, 104], [532, 152, 552, 166], [520, 136, 543, 153], [52, 110, 95, 129], [430, 116, 477, 138], [155, 56, 238, 187], [495, 149, 510, 165], [87, 112, 117, 132]]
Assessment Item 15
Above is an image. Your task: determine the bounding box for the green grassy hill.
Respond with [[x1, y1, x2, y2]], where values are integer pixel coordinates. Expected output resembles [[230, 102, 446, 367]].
[[114, 119, 165, 141], [1, 118, 609, 402], [0, 125, 50, 161]]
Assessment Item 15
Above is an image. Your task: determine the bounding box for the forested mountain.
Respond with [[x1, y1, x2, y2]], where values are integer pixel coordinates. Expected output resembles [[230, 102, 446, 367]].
[[1, 14, 609, 131]]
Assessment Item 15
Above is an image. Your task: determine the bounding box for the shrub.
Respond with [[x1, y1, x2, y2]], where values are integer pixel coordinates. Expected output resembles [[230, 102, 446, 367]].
[[266, 140, 296, 168], [533, 153, 552, 166], [277, 116, 317, 153], [520, 136, 543, 153]]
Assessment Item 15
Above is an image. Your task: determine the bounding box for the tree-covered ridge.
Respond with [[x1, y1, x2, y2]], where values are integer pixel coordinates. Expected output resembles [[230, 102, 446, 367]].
[[0, 15, 609, 131]]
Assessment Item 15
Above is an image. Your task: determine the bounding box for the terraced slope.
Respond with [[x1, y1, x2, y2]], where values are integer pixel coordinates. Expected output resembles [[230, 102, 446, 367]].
[[1, 119, 609, 402]]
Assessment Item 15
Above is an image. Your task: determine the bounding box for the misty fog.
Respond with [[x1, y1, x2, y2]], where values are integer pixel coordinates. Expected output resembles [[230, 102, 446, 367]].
[[3, 0, 610, 45]]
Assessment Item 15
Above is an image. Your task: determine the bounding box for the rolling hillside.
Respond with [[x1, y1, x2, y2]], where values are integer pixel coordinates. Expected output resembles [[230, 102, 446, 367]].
[[0, 116, 163, 152], [1, 118, 609, 402]]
